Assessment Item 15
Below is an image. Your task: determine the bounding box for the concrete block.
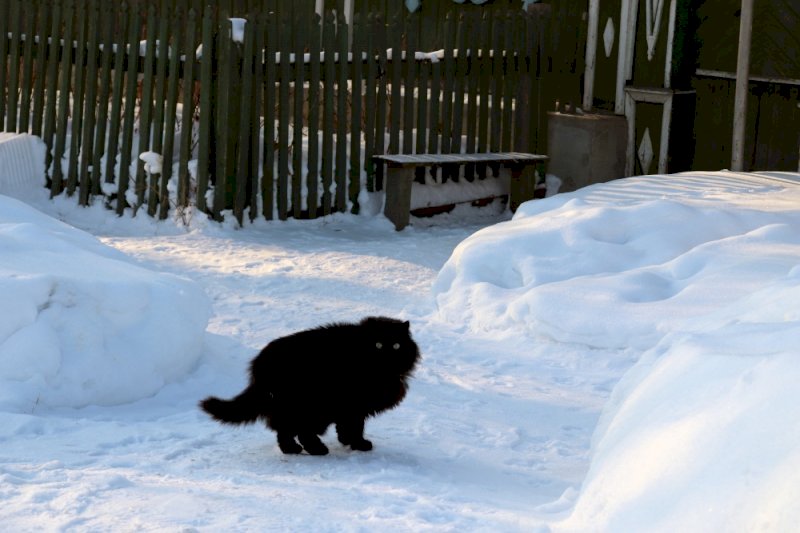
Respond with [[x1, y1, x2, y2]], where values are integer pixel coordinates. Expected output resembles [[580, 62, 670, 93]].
[[547, 112, 628, 192]]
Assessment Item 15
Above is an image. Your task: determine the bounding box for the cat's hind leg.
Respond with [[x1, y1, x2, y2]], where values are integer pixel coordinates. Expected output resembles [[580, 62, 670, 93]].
[[277, 432, 303, 454], [297, 432, 329, 456]]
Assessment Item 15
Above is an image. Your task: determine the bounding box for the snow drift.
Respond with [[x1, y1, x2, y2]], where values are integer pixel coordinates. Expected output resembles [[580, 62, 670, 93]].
[[434, 171, 800, 530], [0, 195, 212, 411]]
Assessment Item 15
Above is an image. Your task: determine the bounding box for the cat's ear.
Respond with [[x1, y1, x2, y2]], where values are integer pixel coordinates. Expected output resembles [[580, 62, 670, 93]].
[[403, 321, 410, 330]]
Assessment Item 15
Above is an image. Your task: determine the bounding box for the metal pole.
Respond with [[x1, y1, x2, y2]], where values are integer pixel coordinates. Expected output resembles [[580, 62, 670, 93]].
[[731, 0, 754, 171]]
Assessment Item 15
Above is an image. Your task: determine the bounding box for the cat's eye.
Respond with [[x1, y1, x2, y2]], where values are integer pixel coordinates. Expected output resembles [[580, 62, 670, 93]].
[[375, 342, 383, 349], [393, 343, 400, 350]]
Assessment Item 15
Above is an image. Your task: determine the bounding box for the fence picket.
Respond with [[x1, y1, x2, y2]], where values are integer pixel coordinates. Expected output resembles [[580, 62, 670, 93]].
[[277, 12, 291, 219], [195, 5, 214, 214], [262, 10, 277, 220], [0, 1, 8, 127], [159, 6, 184, 220], [19, 0, 38, 134], [292, 9, 304, 219], [6, 0, 22, 132], [307, 13, 321, 217], [78, 0, 100, 206], [51, 0, 75, 196], [66, 0, 88, 196], [31, 2, 50, 138], [178, 8, 198, 210], [334, 15, 348, 212], [320, 10, 335, 215], [42, 0, 62, 173], [349, 11, 363, 212]]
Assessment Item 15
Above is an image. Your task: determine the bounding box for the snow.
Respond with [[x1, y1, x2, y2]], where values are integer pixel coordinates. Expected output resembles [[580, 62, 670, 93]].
[[2, 166, 800, 530]]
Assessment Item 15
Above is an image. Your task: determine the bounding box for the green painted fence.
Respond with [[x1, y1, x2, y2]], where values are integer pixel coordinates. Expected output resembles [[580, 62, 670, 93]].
[[1, 0, 546, 224]]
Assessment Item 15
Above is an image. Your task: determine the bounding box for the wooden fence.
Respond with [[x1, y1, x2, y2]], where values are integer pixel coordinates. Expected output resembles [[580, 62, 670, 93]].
[[0, 0, 546, 224]]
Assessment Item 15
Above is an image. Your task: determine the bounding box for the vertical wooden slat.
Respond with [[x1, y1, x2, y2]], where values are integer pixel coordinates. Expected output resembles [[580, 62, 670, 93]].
[[349, 11, 363, 212], [292, 8, 304, 218], [277, 12, 291, 219], [464, 13, 480, 179], [51, 0, 75, 196], [477, 10, 492, 156], [320, 10, 335, 215], [66, 0, 88, 195], [31, 1, 52, 137], [262, 10, 277, 220], [90, 0, 115, 195], [78, 0, 101, 205], [159, 4, 184, 220], [427, 15, 442, 158], [489, 12, 504, 154], [248, 12, 263, 221], [105, 1, 128, 191], [334, 13, 348, 211], [415, 23, 429, 159], [387, 12, 402, 154], [373, 12, 388, 190], [402, 13, 417, 155], [450, 12, 468, 157], [213, 16, 232, 219], [307, 13, 321, 217], [234, 16, 254, 224], [501, 11, 517, 152], [177, 8, 198, 210], [0, 0, 9, 128], [148, 1, 172, 217], [6, 0, 23, 131], [116, 2, 142, 214], [19, 0, 38, 134], [195, 3, 214, 214], [42, 0, 63, 174], [439, 13, 455, 156], [362, 12, 378, 191]]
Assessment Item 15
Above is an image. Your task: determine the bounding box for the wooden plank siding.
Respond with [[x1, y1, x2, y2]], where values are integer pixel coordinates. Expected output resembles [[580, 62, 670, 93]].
[[1, 0, 545, 224]]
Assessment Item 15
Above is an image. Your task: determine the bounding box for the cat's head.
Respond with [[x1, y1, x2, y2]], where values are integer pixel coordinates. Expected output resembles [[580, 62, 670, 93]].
[[361, 316, 420, 375]]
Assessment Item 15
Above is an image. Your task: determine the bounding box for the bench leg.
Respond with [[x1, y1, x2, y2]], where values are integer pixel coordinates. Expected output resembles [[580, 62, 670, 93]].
[[507, 163, 536, 212], [383, 166, 415, 231]]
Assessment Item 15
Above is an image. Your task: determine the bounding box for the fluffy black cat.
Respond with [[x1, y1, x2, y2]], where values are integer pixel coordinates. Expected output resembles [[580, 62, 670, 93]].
[[200, 316, 420, 455]]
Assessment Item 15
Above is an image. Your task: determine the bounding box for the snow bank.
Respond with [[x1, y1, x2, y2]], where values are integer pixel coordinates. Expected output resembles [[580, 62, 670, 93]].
[[0, 133, 47, 203], [433, 171, 800, 529], [0, 195, 212, 411]]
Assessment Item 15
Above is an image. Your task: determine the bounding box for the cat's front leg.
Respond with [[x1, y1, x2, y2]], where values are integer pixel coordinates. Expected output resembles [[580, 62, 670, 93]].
[[336, 418, 373, 452]]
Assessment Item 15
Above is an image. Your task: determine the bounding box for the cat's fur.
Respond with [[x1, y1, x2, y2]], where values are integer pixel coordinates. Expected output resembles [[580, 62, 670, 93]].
[[200, 316, 420, 455]]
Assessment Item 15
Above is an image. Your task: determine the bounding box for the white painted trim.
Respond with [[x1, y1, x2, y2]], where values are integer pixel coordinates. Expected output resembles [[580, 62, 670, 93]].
[[658, 95, 672, 173], [625, 90, 636, 175], [624, 87, 692, 176], [583, 0, 600, 111], [663, 0, 676, 88], [732, 0, 754, 172], [615, 0, 639, 114]]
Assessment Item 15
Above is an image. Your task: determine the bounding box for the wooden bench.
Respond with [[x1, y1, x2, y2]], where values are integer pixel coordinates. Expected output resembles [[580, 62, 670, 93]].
[[373, 152, 548, 230]]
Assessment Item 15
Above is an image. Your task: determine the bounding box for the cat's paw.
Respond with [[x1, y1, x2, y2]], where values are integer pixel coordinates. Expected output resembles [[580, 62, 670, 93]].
[[278, 440, 303, 455], [349, 438, 373, 452], [302, 442, 330, 456]]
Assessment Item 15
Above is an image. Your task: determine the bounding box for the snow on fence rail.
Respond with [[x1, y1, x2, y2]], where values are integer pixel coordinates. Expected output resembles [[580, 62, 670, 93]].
[[0, 0, 545, 224]]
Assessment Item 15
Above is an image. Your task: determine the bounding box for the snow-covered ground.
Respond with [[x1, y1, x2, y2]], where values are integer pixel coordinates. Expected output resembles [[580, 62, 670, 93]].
[[2, 163, 799, 531]]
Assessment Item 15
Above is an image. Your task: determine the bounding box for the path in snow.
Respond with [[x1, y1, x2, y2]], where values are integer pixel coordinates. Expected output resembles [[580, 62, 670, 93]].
[[1, 212, 631, 530]]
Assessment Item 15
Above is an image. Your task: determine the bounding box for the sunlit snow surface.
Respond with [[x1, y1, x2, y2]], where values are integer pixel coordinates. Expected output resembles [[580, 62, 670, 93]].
[[2, 169, 799, 531]]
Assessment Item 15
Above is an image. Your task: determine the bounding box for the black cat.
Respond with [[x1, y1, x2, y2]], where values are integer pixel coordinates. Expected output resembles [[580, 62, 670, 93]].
[[200, 316, 420, 455]]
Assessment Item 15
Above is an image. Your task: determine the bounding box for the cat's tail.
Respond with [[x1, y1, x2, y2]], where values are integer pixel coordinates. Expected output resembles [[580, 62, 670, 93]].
[[200, 385, 266, 425]]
